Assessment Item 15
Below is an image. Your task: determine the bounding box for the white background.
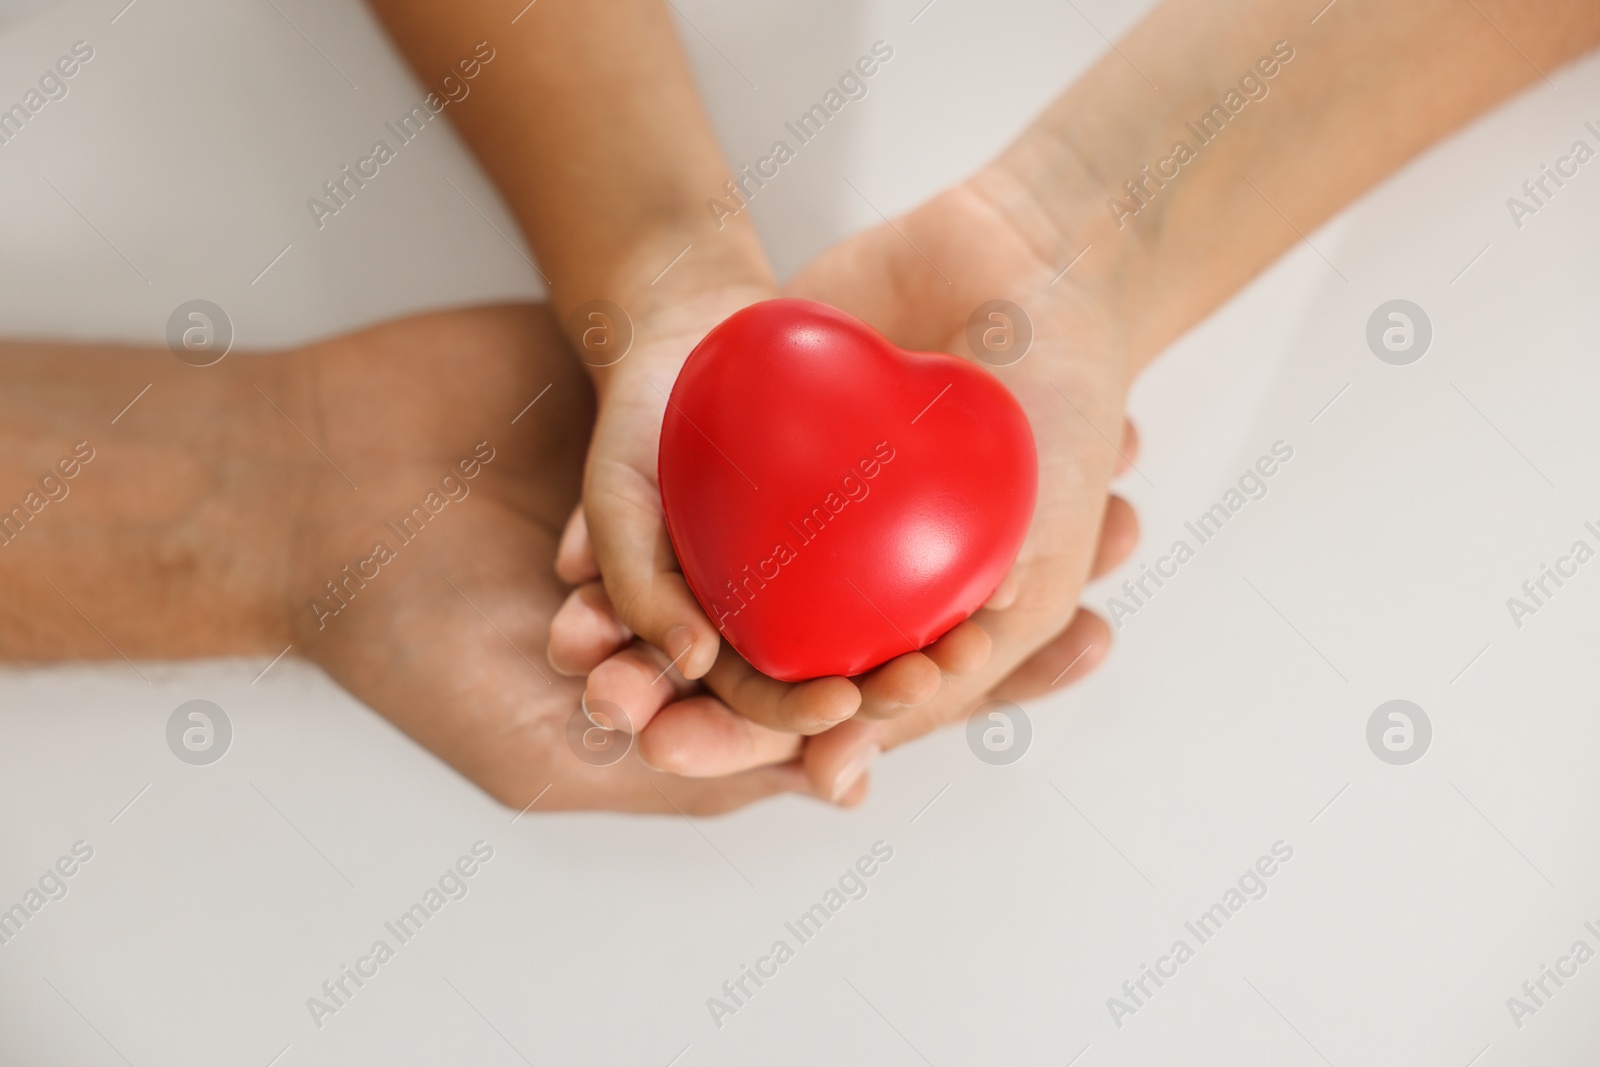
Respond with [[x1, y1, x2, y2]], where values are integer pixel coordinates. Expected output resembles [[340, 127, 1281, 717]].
[[1, 0, 1598, 1063]]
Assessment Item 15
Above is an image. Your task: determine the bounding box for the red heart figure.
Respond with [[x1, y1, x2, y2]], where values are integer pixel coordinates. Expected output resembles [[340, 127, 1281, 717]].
[[658, 298, 1037, 682]]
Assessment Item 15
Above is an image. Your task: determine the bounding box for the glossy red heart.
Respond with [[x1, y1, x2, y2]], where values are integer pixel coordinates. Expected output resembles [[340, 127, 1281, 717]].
[[658, 298, 1036, 682]]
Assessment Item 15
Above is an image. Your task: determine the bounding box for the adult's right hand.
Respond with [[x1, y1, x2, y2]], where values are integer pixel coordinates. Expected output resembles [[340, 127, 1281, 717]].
[[0, 304, 823, 814]]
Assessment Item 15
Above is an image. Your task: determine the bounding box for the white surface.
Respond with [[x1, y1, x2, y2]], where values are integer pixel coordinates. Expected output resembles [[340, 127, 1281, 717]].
[[2, 1, 1598, 1064]]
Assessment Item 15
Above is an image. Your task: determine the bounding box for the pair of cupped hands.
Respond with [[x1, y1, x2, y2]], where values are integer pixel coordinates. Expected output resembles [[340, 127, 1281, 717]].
[[529, 172, 1141, 813], [12, 170, 1139, 816]]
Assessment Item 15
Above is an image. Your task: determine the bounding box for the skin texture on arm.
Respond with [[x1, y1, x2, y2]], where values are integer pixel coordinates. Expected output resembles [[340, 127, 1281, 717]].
[[364, 0, 771, 324], [987, 0, 1600, 375]]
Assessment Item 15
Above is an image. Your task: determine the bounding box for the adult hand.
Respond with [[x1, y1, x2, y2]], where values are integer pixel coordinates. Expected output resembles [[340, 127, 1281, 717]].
[[0, 304, 826, 814]]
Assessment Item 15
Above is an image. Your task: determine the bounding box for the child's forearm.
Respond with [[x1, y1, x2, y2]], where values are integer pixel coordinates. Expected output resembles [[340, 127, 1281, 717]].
[[366, 0, 773, 360], [984, 0, 1600, 376]]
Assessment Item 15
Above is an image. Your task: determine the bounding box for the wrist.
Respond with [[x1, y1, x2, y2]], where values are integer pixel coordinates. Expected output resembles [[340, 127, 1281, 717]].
[[563, 218, 777, 391], [962, 157, 1139, 389], [983, 124, 1186, 384]]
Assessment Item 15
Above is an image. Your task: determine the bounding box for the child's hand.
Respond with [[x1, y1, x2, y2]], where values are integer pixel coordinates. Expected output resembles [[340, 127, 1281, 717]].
[[545, 279, 997, 741]]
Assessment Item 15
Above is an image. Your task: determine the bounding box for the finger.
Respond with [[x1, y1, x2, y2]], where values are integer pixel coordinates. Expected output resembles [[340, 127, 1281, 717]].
[[983, 566, 1022, 610], [800, 717, 882, 803], [854, 651, 943, 720], [699, 642, 862, 734], [1114, 419, 1140, 476], [853, 620, 991, 720], [584, 454, 722, 680], [1090, 495, 1140, 580], [619, 761, 816, 817], [833, 767, 872, 808], [547, 581, 631, 675], [554, 506, 600, 584], [922, 618, 992, 675], [583, 639, 694, 734], [989, 610, 1111, 704], [637, 695, 804, 777], [648, 758, 871, 814]]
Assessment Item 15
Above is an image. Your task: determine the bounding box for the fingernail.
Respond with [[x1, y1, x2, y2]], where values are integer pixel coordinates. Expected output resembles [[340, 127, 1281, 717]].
[[582, 694, 633, 734], [819, 702, 860, 728], [830, 743, 879, 803], [664, 624, 694, 663]]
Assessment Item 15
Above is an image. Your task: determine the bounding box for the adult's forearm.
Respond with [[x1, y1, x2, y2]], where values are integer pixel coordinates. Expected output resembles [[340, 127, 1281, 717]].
[[989, 0, 1600, 375], [0, 338, 303, 659], [365, 0, 772, 330]]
